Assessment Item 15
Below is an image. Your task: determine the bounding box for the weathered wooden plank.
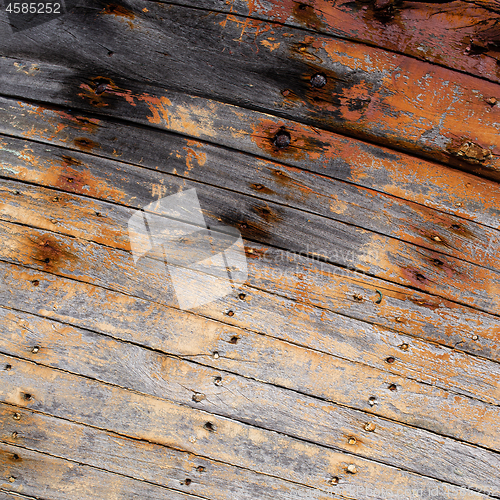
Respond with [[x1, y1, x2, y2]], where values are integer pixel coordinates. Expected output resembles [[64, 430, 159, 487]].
[[162, 0, 500, 85], [1, 219, 499, 407], [0, 2, 500, 179], [1, 258, 499, 452], [0, 355, 495, 500], [0, 405, 330, 500], [1, 170, 499, 315], [0, 442, 199, 500], [1, 308, 499, 495], [1, 127, 499, 274], [1, 96, 499, 231], [0, 491, 40, 500]]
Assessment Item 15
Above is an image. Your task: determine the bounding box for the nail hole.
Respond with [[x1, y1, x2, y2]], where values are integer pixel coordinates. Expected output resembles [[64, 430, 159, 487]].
[[9, 477, 16, 483], [204, 421, 216, 432], [386, 356, 395, 364], [31, 280, 40, 286], [472, 335, 479, 340], [214, 376, 223, 386], [11, 432, 18, 438], [95, 83, 108, 95], [368, 396, 377, 406], [192, 393, 205, 403], [108, 51, 114, 56], [415, 273, 426, 282], [13, 413, 21, 420], [433, 259, 444, 266], [451, 224, 461, 230], [44, 258, 50, 264], [12, 454, 20, 461], [273, 130, 291, 149], [388, 384, 398, 392], [226, 310, 234, 317], [196, 466, 205, 473], [213, 351, 220, 359], [229, 336, 239, 344], [330, 476, 339, 485], [31, 346, 40, 354], [348, 437, 357, 445], [254, 184, 264, 190], [184, 478, 192, 486], [23, 393, 33, 401], [238, 293, 246, 300], [399, 343, 409, 351], [310, 72, 327, 88], [364, 422, 376, 432], [4, 364, 12, 370]]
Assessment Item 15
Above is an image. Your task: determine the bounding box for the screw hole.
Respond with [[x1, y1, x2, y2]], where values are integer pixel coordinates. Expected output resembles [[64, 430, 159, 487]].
[[204, 421, 216, 432]]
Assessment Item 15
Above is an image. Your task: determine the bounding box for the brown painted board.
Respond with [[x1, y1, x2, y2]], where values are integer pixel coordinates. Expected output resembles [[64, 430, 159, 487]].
[[1, 168, 499, 316], [0, 404, 332, 500], [1, 256, 499, 452], [0, 442, 200, 500], [1, 308, 499, 495], [159, 0, 500, 85], [0, 220, 499, 408], [0, 355, 495, 500], [2, 96, 499, 232], [0, 1, 500, 179], [1, 123, 499, 274]]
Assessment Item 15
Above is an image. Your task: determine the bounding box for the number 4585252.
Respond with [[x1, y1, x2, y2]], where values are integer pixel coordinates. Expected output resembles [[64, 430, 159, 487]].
[[6, 3, 61, 14]]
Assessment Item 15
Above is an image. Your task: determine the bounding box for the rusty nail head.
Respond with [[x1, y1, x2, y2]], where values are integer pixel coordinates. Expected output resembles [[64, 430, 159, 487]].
[[227, 310, 234, 317], [346, 464, 358, 474], [192, 393, 205, 403], [364, 422, 376, 432], [274, 130, 291, 149], [311, 73, 327, 88], [238, 293, 246, 300], [486, 97, 497, 105], [330, 476, 339, 485], [13, 413, 21, 420], [95, 83, 108, 94], [399, 343, 409, 351], [348, 437, 357, 445], [386, 356, 395, 364]]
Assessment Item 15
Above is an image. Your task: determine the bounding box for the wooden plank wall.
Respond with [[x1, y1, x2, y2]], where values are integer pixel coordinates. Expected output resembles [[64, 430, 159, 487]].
[[0, 1, 499, 499]]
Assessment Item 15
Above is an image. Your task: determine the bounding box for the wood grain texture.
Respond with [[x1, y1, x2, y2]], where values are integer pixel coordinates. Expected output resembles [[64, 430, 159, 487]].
[[1, 308, 499, 495], [1, 161, 499, 316], [0, 404, 331, 500], [161, 0, 500, 85], [0, 1, 499, 179], [0, 219, 499, 407], [1, 96, 499, 232], [0, 442, 199, 500], [1, 119, 499, 274], [0, 252, 499, 452], [0, 355, 496, 500]]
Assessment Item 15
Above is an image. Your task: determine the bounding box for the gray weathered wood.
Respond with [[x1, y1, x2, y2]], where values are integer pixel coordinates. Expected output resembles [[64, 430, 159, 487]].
[[0, 355, 495, 500], [1, 170, 499, 315], [0, 256, 499, 452], [1, 308, 499, 495], [1, 95, 498, 232], [0, 220, 499, 407]]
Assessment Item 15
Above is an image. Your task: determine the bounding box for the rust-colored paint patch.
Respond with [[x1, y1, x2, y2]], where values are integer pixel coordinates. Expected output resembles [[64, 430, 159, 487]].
[[26, 234, 76, 272], [103, 3, 135, 19], [73, 138, 99, 152], [292, 2, 324, 30]]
